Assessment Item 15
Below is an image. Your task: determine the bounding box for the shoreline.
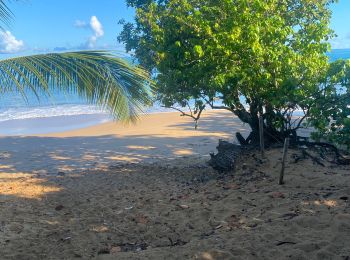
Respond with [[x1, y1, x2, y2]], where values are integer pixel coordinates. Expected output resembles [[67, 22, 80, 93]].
[[0, 110, 313, 175], [0, 113, 111, 136], [39, 110, 233, 137], [0, 109, 193, 136], [0, 110, 245, 174], [0, 104, 183, 136], [0, 103, 309, 136]]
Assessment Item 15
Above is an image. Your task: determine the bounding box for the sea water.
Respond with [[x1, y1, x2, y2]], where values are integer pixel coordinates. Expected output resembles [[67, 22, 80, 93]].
[[0, 50, 348, 135]]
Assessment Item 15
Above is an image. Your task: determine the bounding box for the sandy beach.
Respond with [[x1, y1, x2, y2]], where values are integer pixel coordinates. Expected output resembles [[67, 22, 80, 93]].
[[0, 110, 246, 174], [0, 110, 349, 259], [1, 0, 350, 259]]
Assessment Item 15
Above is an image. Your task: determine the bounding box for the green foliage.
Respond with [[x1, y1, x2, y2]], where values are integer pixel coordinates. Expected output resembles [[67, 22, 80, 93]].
[[0, 51, 153, 121], [309, 60, 350, 149], [119, 0, 340, 136], [0, 0, 12, 30], [0, 1, 153, 122]]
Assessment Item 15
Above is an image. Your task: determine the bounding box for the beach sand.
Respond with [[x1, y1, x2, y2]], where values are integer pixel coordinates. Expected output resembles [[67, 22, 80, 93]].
[[0, 110, 247, 174], [0, 110, 349, 259]]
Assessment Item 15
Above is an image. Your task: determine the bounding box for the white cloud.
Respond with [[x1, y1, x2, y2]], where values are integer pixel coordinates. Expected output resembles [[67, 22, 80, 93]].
[[0, 31, 24, 54], [87, 16, 104, 48], [75, 16, 104, 49], [74, 20, 88, 28], [90, 16, 104, 38], [328, 32, 350, 49], [329, 36, 350, 49]]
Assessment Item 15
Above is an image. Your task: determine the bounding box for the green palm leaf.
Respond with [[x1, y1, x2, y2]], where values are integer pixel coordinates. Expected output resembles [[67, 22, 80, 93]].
[[0, 51, 153, 121], [0, 0, 13, 30]]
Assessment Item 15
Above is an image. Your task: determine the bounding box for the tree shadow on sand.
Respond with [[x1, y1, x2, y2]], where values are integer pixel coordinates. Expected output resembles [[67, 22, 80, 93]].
[[2, 112, 348, 259], [1, 146, 349, 259], [0, 113, 250, 175]]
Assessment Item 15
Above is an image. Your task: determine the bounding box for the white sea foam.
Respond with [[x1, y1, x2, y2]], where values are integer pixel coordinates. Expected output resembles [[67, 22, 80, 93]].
[[0, 103, 181, 123], [0, 104, 109, 122]]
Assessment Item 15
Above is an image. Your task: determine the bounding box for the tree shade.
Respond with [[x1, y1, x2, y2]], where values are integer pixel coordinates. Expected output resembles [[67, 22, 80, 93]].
[[119, 0, 350, 147]]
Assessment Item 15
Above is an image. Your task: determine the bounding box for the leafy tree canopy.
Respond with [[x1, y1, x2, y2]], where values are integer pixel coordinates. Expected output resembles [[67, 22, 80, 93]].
[[119, 0, 350, 149]]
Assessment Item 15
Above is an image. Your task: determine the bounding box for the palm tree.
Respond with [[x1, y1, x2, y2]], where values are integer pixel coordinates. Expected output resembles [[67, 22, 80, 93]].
[[0, 1, 153, 121]]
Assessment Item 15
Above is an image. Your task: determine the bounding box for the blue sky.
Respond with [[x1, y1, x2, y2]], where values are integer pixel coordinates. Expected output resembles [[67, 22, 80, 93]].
[[1, 0, 134, 56], [0, 0, 349, 57], [330, 0, 350, 49]]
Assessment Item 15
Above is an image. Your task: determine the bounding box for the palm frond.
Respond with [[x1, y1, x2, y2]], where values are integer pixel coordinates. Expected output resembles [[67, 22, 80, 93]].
[[0, 0, 13, 30], [0, 51, 154, 121]]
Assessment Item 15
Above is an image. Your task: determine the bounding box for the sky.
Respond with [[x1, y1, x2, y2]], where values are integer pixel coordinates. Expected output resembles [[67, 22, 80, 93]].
[[1, 0, 134, 56], [0, 0, 349, 57], [329, 0, 350, 49]]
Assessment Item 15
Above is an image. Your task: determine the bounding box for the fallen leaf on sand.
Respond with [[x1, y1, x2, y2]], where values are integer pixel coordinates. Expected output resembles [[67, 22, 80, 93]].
[[110, 246, 122, 254], [135, 215, 149, 224], [223, 183, 240, 190], [226, 215, 241, 228], [269, 192, 285, 199]]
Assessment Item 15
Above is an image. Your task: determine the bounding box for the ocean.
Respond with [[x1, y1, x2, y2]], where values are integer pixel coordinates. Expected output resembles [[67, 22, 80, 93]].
[[0, 49, 349, 135], [328, 49, 350, 61]]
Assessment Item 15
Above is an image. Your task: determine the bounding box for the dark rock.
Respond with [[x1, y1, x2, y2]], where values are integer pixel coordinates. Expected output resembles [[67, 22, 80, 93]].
[[208, 140, 241, 172]]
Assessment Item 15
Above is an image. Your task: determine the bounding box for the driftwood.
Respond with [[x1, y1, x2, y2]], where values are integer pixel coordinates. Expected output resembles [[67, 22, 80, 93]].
[[208, 140, 241, 172]]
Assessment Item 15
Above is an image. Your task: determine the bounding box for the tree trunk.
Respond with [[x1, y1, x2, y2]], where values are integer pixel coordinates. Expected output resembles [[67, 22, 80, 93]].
[[234, 107, 288, 146]]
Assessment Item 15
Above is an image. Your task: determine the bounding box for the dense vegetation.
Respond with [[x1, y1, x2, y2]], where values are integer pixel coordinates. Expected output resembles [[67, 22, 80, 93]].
[[119, 0, 350, 149]]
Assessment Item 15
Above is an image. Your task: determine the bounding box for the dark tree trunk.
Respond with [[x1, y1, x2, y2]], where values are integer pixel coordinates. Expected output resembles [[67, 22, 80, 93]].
[[234, 107, 294, 147]]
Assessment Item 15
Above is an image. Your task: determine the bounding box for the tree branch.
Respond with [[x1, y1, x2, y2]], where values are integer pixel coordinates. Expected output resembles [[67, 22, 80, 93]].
[[161, 104, 205, 129]]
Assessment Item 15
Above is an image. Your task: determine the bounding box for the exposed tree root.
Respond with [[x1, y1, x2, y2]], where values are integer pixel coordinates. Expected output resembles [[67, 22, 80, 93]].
[[301, 150, 325, 167], [209, 132, 350, 173], [297, 141, 350, 165]]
